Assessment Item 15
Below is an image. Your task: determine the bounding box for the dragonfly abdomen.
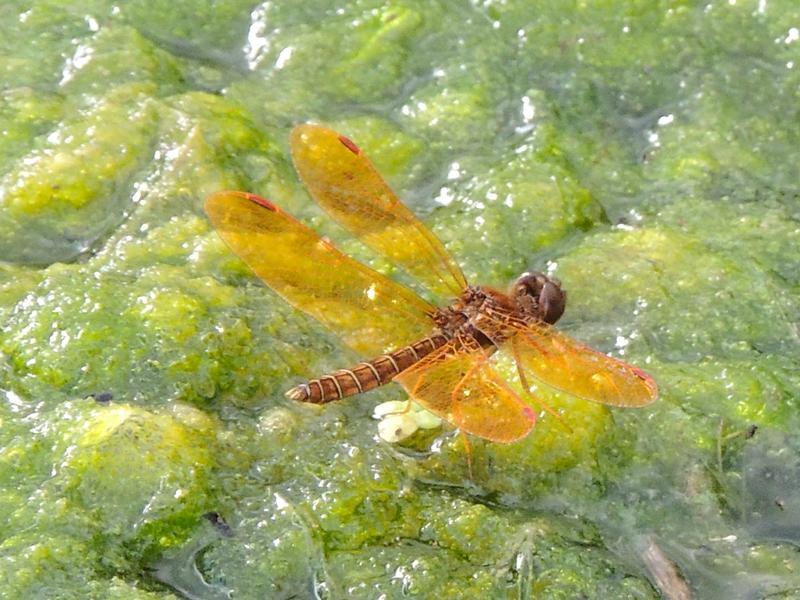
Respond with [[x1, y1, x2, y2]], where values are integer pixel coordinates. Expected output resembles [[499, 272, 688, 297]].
[[286, 333, 449, 403]]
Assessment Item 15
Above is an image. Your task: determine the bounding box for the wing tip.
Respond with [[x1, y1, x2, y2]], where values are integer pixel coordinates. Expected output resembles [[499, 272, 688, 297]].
[[243, 192, 279, 212], [290, 122, 327, 146], [205, 190, 279, 213], [633, 367, 659, 404], [523, 405, 537, 423], [289, 122, 362, 155], [475, 418, 536, 444], [289, 123, 310, 145], [337, 134, 361, 155]]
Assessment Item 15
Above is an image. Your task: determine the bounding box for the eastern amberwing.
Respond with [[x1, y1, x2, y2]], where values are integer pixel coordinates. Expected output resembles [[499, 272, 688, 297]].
[[205, 124, 657, 444]]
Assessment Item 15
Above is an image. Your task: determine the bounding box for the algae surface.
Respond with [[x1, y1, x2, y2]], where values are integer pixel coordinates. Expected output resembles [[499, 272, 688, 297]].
[[1, 1, 799, 598]]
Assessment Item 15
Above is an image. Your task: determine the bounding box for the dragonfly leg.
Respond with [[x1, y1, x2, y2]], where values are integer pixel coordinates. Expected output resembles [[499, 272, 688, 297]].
[[449, 355, 486, 478]]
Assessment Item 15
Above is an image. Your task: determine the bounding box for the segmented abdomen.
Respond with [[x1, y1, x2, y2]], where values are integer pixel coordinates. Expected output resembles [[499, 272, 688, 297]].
[[285, 333, 449, 403]]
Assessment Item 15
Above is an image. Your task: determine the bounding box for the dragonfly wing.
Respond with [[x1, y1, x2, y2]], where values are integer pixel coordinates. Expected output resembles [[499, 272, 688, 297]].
[[205, 191, 436, 357], [508, 319, 658, 407], [290, 124, 468, 301], [394, 334, 535, 443]]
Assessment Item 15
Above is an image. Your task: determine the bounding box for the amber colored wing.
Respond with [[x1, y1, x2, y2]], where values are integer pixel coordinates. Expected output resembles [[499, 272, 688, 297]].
[[508, 320, 658, 407], [393, 335, 536, 443], [205, 191, 437, 357], [290, 123, 468, 301]]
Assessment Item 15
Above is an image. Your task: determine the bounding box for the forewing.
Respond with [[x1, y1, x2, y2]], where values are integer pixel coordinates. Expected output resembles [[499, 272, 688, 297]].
[[510, 321, 658, 407], [290, 124, 468, 300], [205, 191, 436, 356], [393, 335, 535, 443]]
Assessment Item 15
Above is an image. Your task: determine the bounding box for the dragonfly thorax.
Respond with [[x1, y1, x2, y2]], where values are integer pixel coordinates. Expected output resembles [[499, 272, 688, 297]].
[[436, 273, 566, 344]]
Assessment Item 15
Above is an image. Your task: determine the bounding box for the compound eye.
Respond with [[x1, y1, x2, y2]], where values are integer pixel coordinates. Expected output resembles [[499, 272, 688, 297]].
[[538, 281, 566, 324]]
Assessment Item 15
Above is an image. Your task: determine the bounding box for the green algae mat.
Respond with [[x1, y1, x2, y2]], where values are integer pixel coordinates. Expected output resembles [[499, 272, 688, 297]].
[[1, 1, 799, 598]]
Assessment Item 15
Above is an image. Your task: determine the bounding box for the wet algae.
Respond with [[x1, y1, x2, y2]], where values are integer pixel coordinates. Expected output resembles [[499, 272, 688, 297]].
[[1, 1, 799, 598]]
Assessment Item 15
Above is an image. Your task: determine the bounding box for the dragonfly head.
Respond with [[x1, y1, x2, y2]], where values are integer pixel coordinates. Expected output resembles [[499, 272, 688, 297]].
[[511, 272, 566, 325]]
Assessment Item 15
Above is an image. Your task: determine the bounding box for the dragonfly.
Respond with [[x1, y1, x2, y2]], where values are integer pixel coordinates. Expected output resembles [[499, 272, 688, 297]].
[[205, 124, 658, 445]]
